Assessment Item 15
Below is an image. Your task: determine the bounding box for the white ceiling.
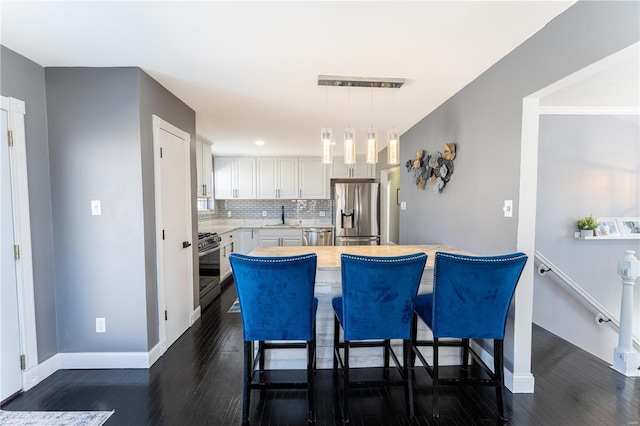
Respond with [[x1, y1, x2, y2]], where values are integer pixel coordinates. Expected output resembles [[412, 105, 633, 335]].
[[1, 1, 577, 157]]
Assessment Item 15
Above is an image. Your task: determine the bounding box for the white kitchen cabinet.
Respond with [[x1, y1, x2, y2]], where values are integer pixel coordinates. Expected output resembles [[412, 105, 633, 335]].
[[219, 230, 237, 281], [256, 157, 298, 199], [196, 140, 213, 198], [331, 155, 375, 179], [239, 228, 260, 254], [299, 157, 329, 199], [258, 228, 303, 247], [214, 157, 256, 199]]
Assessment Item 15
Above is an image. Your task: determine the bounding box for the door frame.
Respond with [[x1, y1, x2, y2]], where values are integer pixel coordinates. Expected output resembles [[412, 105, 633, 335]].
[[152, 115, 194, 356], [1, 96, 38, 391]]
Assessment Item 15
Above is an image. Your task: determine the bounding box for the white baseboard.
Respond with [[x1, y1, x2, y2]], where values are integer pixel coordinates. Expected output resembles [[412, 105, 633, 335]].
[[191, 306, 201, 324], [24, 344, 169, 391], [471, 341, 535, 394], [57, 351, 152, 369], [148, 341, 164, 367]]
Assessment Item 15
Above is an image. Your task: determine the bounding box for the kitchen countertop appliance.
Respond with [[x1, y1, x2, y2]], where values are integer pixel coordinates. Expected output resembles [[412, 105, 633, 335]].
[[334, 182, 380, 245], [302, 227, 333, 246], [198, 232, 222, 309]]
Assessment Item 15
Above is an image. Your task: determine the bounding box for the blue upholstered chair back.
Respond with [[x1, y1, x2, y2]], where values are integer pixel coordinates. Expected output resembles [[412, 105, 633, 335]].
[[431, 252, 528, 340], [229, 253, 318, 342], [339, 253, 427, 341]]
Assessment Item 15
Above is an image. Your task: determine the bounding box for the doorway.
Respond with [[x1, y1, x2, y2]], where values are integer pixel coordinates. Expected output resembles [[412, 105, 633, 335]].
[[152, 115, 194, 353]]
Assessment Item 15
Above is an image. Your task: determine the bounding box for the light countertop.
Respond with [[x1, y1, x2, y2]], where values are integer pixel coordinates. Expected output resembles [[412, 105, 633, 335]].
[[248, 245, 474, 270], [199, 221, 333, 235]]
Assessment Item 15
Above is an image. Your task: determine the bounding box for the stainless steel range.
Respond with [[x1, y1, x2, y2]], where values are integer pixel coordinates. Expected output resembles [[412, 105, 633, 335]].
[[198, 232, 222, 309]]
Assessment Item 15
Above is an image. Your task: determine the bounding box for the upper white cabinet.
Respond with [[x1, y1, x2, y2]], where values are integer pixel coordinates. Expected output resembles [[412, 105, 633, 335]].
[[196, 140, 213, 198], [299, 157, 329, 199], [256, 157, 299, 199], [214, 156, 330, 200], [214, 157, 256, 199], [331, 155, 375, 179]]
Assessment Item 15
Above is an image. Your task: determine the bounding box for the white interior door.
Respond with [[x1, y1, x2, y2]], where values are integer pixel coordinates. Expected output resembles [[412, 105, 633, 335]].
[[153, 116, 193, 351], [1, 109, 23, 401]]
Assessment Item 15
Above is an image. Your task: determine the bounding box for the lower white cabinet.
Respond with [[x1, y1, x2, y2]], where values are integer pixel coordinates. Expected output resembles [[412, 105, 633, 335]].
[[219, 231, 237, 281], [258, 228, 303, 247], [239, 229, 260, 254]]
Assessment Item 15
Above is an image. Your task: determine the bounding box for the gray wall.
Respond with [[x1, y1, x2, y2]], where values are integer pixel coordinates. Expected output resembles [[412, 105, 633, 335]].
[[535, 114, 640, 363], [46, 67, 148, 352], [399, 1, 640, 256], [138, 70, 196, 349], [1, 46, 58, 362]]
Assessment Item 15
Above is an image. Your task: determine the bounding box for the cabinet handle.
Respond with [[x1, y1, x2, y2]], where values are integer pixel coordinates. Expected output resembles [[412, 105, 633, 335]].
[[299, 189, 302, 198]]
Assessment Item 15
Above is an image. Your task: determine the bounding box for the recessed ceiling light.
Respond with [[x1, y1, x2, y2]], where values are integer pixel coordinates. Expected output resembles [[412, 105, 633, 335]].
[[255, 140, 265, 146]]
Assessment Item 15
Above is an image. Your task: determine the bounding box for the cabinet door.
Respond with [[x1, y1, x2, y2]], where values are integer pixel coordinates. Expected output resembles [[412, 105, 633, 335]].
[[201, 143, 213, 197], [196, 141, 204, 196], [352, 155, 375, 178], [213, 157, 235, 199], [281, 236, 303, 246], [331, 156, 351, 178], [256, 157, 278, 199], [220, 243, 231, 280], [258, 236, 281, 247], [235, 157, 256, 199], [239, 229, 259, 254], [299, 157, 328, 199], [277, 158, 299, 199]]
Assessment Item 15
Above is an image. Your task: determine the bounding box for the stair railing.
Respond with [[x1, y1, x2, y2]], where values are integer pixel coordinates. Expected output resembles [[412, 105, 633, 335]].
[[534, 251, 640, 351]]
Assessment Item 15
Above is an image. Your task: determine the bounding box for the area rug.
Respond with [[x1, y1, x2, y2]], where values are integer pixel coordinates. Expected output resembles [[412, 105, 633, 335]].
[[0, 410, 114, 425], [227, 298, 240, 313]]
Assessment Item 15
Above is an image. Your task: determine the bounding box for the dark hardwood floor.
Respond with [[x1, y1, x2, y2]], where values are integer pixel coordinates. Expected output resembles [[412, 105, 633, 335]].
[[3, 280, 639, 425]]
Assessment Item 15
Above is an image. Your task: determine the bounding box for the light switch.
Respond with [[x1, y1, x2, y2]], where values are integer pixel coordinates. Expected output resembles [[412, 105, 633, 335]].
[[91, 200, 102, 216], [503, 200, 513, 217]]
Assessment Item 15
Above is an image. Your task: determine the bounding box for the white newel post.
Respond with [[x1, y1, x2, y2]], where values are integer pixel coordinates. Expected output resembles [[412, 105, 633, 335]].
[[613, 250, 640, 377]]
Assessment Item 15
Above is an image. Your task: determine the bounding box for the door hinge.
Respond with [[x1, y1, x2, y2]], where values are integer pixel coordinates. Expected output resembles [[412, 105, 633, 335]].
[[162, 230, 165, 240], [14, 245, 20, 260], [164, 310, 168, 321], [8, 130, 14, 147], [20, 354, 26, 370], [160, 147, 163, 158]]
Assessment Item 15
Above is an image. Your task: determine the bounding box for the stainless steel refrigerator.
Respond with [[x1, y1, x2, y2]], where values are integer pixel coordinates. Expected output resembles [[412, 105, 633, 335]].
[[333, 182, 380, 245]]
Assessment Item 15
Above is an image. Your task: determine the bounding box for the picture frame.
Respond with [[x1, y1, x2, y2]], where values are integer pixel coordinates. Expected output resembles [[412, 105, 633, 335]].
[[617, 217, 640, 236], [595, 218, 621, 237]]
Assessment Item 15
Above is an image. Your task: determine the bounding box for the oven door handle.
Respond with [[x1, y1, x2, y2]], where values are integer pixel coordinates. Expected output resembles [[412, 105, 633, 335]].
[[199, 245, 220, 257]]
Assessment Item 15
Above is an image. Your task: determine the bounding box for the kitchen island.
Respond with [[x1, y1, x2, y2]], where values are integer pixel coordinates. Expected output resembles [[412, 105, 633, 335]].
[[246, 244, 474, 369]]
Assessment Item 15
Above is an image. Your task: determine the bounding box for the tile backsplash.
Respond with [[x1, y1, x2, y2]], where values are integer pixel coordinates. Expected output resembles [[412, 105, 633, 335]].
[[198, 199, 333, 223]]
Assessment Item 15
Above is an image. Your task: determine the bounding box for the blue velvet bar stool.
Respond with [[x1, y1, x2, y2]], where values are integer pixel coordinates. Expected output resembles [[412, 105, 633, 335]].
[[229, 253, 318, 425], [412, 251, 528, 421], [332, 252, 427, 423]]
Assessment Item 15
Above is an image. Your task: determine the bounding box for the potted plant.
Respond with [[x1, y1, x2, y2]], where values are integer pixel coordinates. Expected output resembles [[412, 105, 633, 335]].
[[577, 215, 599, 237]]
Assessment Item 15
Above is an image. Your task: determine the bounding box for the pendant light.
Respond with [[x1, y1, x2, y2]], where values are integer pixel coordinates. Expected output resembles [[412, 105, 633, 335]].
[[344, 85, 356, 165], [321, 86, 333, 164], [365, 87, 378, 164], [387, 89, 400, 165]]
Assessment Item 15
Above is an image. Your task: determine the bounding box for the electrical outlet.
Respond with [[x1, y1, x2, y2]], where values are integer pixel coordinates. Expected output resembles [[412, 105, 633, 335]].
[[227, 211, 232, 218], [319, 211, 326, 217], [400, 201, 407, 210], [96, 317, 106, 333], [503, 200, 513, 217], [262, 211, 267, 217]]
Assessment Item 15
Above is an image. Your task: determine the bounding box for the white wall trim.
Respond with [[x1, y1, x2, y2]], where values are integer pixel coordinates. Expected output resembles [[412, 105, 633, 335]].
[[470, 341, 535, 393], [25, 346, 167, 389], [191, 306, 201, 324], [539, 106, 639, 115], [1, 96, 39, 395]]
